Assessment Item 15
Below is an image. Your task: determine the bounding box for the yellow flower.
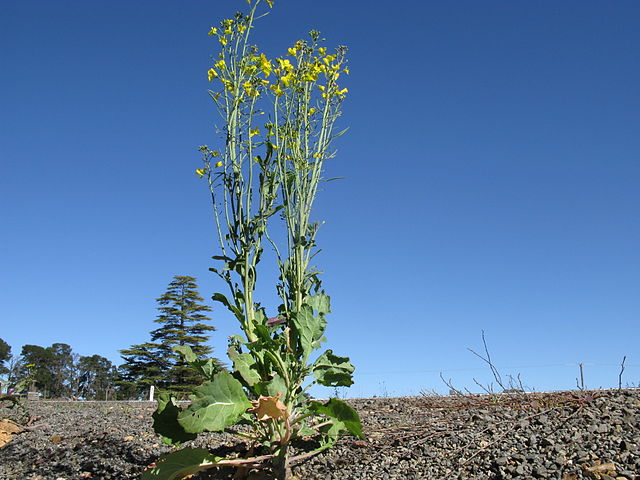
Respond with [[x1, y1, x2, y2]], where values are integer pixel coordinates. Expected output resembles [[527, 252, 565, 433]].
[[243, 81, 259, 97], [287, 47, 297, 56], [317, 85, 325, 92], [215, 160, 223, 167], [237, 24, 247, 34], [208, 27, 218, 36], [259, 53, 272, 76], [215, 59, 226, 70], [308, 107, 316, 115], [211, 150, 220, 157], [280, 73, 293, 87], [276, 58, 293, 72], [219, 36, 228, 46], [322, 54, 336, 67], [195, 168, 206, 178], [302, 71, 317, 82], [343, 67, 350, 75], [270, 83, 284, 97], [266, 0, 274, 7], [318, 47, 326, 56], [338, 87, 348, 96], [224, 26, 232, 35], [249, 128, 260, 137], [207, 68, 218, 82]]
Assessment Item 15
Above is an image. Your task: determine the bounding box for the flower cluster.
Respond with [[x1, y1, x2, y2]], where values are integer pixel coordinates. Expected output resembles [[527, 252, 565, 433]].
[[206, 23, 349, 103]]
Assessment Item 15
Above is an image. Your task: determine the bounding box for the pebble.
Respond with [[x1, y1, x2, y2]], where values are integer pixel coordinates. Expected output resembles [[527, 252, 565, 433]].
[[1, 390, 639, 480]]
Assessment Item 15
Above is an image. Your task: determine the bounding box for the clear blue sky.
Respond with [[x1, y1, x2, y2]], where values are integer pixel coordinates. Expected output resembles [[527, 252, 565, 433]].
[[2, 1, 639, 398]]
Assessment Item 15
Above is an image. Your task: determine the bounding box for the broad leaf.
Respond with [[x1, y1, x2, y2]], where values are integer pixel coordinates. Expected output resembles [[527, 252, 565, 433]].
[[178, 371, 251, 433], [193, 358, 221, 380], [173, 345, 219, 381], [312, 350, 355, 387], [290, 304, 326, 359], [319, 421, 343, 447], [310, 398, 364, 439], [255, 373, 287, 398], [142, 447, 220, 480], [173, 345, 197, 363], [152, 394, 197, 445], [228, 348, 261, 386], [304, 293, 331, 315]]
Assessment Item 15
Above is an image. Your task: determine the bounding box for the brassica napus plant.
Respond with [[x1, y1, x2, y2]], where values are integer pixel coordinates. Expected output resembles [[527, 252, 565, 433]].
[[144, 1, 361, 479]]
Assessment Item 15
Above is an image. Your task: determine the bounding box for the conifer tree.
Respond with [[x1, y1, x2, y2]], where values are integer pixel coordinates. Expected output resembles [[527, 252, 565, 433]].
[[119, 276, 222, 396]]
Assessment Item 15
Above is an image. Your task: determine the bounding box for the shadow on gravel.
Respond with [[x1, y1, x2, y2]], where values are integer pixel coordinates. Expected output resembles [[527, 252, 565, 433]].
[[2, 432, 159, 480]]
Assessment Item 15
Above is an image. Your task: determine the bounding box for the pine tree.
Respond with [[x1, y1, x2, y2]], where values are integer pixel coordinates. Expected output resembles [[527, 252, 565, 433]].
[[119, 276, 222, 396]]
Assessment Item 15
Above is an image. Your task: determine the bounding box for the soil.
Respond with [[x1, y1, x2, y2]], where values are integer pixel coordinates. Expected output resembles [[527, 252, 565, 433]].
[[1, 389, 638, 480]]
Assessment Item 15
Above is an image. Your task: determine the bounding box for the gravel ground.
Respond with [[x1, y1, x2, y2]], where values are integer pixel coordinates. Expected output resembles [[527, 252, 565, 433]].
[[1, 389, 638, 480]]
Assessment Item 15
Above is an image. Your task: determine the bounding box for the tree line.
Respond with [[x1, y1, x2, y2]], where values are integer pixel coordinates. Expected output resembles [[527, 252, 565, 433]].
[[0, 276, 224, 399]]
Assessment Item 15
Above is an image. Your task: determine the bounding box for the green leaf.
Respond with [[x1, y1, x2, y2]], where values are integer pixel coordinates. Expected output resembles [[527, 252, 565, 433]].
[[255, 373, 287, 398], [173, 345, 197, 363], [290, 304, 326, 359], [152, 393, 197, 445], [211, 292, 244, 320], [304, 293, 331, 315], [211, 292, 233, 309], [194, 358, 221, 380], [312, 350, 355, 387], [142, 447, 220, 480], [228, 348, 261, 386], [310, 398, 364, 439], [173, 345, 219, 381], [295, 423, 316, 438], [178, 371, 252, 433]]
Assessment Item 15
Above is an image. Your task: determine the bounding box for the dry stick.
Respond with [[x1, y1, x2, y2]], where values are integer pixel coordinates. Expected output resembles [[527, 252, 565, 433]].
[[288, 449, 323, 465], [440, 372, 465, 396], [467, 330, 505, 391], [18, 423, 49, 432], [576, 363, 585, 391], [217, 453, 276, 468], [618, 356, 627, 390]]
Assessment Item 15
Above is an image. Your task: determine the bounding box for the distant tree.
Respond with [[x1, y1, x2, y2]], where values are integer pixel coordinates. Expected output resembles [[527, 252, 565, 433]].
[[117, 342, 165, 398], [119, 275, 223, 396], [15, 343, 75, 398], [48, 343, 74, 397], [77, 355, 117, 400], [16, 344, 54, 395], [0, 338, 10, 376], [0, 338, 11, 393]]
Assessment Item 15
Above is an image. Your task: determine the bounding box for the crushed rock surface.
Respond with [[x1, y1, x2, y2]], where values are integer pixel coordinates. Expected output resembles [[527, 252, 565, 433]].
[[0, 389, 638, 480]]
